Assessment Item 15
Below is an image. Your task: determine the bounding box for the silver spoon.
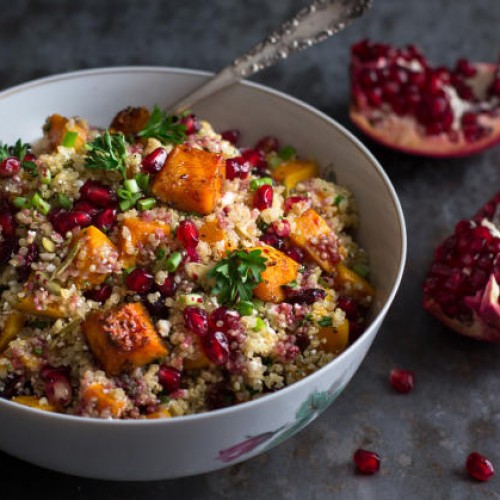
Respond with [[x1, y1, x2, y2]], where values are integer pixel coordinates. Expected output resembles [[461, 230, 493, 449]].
[[170, 0, 372, 113]]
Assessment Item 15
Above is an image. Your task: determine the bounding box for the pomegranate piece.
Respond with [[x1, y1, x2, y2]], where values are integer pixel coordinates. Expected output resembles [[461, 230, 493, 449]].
[[157, 365, 182, 393], [350, 40, 500, 157], [49, 209, 93, 235], [284, 246, 305, 264], [80, 180, 117, 208], [225, 157, 250, 180], [177, 220, 199, 249], [93, 208, 118, 232], [353, 449, 381, 475], [255, 135, 280, 154], [423, 191, 500, 343], [73, 200, 101, 218], [17, 242, 38, 280], [466, 452, 495, 482], [180, 114, 201, 135], [0, 157, 21, 177], [241, 148, 267, 170], [284, 196, 310, 213], [253, 184, 273, 210], [389, 368, 415, 394], [125, 268, 154, 293], [260, 233, 285, 250], [156, 276, 178, 298], [202, 330, 229, 366], [221, 129, 240, 145], [208, 307, 240, 334], [40, 366, 72, 409], [283, 287, 326, 304], [268, 219, 291, 238], [142, 147, 168, 174], [84, 284, 113, 303], [183, 306, 208, 337]]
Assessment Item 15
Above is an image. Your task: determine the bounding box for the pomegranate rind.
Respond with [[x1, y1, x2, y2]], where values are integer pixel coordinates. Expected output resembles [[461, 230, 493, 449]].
[[350, 61, 500, 158]]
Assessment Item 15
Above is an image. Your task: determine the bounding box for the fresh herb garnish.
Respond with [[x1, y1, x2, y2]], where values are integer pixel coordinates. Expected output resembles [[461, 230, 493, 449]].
[[318, 316, 333, 327], [207, 249, 267, 304], [137, 105, 186, 144], [84, 131, 128, 176], [333, 194, 344, 206], [0, 139, 37, 176]]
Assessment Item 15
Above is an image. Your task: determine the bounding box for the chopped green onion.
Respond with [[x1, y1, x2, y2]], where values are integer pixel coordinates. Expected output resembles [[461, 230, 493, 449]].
[[137, 198, 156, 211], [165, 251, 182, 272], [57, 193, 72, 209], [333, 194, 344, 206], [22, 160, 38, 177], [253, 317, 266, 332], [156, 248, 167, 260], [317, 316, 333, 327], [268, 156, 283, 170], [278, 145, 296, 161], [124, 178, 140, 193], [179, 293, 204, 306], [352, 263, 370, 278], [250, 177, 273, 191], [13, 196, 30, 209], [287, 280, 298, 289], [33, 346, 43, 356], [31, 193, 51, 215], [61, 131, 78, 148], [236, 300, 254, 316], [40, 167, 51, 185], [135, 173, 150, 192]]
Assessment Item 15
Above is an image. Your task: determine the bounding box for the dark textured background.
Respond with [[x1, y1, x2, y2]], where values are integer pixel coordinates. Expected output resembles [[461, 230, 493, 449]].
[[1, 1, 500, 498]]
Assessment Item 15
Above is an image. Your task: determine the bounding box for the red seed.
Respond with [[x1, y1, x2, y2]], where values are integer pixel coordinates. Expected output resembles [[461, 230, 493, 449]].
[[283, 287, 326, 304], [73, 200, 101, 218], [93, 208, 118, 232], [208, 307, 240, 334], [80, 180, 117, 208], [125, 268, 154, 293], [177, 220, 199, 249], [241, 148, 267, 169], [41, 367, 72, 409], [225, 157, 251, 180], [142, 147, 168, 174], [157, 365, 182, 393], [221, 129, 240, 145], [269, 219, 291, 238], [0, 213, 16, 237], [84, 284, 113, 303], [455, 58, 477, 78], [49, 209, 93, 234], [253, 184, 273, 210], [389, 368, 415, 394], [17, 242, 38, 280], [353, 449, 381, 475], [156, 276, 178, 298], [255, 135, 280, 153], [180, 114, 201, 135], [202, 330, 229, 365], [284, 196, 310, 213], [337, 295, 360, 320], [0, 157, 21, 177], [261, 233, 285, 250], [466, 452, 495, 482], [183, 306, 208, 337], [284, 246, 305, 263]]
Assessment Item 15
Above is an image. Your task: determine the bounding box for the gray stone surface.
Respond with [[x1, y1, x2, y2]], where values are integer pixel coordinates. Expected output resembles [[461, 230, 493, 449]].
[[2, 0, 500, 498]]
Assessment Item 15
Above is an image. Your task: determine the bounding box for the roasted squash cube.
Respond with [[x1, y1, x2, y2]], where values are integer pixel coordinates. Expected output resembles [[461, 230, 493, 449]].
[[290, 208, 343, 273], [251, 245, 300, 303], [183, 335, 211, 370], [16, 296, 67, 319], [71, 225, 119, 289], [151, 144, 225, 215], [199, 219, 234, 252], [334, 263, 375, 299], [109, 106, 150, 136], [118, 217, 171, 267], [81, 382, 127, 418], [81, 302, 167, 375], [44, 114, 89, 153], [11, 395, 56, 412], [0, 311, 25, 352], [272, 159, 319, 192], [317, 319, 349, 355]]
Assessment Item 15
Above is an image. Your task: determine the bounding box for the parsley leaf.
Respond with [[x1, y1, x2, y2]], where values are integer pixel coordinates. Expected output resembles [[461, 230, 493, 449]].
[[207, 249, 267, 305], [84, 131, 128, 177], [137, 105, 186, 144], [317, 316, 333, 327]]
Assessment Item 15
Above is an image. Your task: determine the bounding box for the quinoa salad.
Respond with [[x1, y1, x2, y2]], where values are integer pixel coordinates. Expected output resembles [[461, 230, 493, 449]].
[[0, 106, 375, 419]]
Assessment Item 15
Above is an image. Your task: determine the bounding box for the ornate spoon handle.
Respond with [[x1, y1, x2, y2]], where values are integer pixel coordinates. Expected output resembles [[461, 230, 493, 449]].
[[171, 0, 372, 113]]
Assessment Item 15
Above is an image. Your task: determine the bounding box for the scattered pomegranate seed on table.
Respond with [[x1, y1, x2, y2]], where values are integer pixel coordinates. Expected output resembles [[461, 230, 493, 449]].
[[353, 448, 381, 475], [466, 452, 495, 482], [389, 368, 415, 394]]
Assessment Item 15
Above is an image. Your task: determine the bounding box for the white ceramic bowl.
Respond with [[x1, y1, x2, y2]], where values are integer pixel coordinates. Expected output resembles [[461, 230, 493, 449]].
[[0, 67, 406, 480]]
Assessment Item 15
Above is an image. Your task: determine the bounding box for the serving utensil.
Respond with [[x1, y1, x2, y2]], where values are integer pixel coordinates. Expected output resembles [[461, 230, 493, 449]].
[[170, 0, 372, 113]]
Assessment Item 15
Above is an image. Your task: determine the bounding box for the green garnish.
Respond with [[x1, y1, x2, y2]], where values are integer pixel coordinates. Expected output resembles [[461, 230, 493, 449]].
[[13, 196, 30, 209], [61, 131, 78, 148], [278, 145, 296, 161], [352, 263, 370, 278], [137, 198, 156, 211], [250, 177, 273, 191], [156, 248, 167, 260], [135, 173, 150, 192], [137, 105, 186, 144], [318, 316, 333, 327], [207, 249, 267, 305], [0, 140, 37, 176], [253, 317, 266, 332], [84, 131, 128, 177], [165, 251, 182, 272], [31, 193, 51, 215], [56, 193, 73, 209], [333, 194, 344, 206], [117, 189, 142, 211], [236, 300, 254, 316]]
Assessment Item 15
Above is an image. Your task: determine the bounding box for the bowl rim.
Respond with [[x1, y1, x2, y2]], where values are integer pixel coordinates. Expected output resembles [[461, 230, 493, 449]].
[[0, 65, 407, 426]]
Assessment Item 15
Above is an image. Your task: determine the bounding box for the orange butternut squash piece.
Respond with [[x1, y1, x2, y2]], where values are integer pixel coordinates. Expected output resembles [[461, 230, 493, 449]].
[[183, 336, 211, 370], [334, 263, 375, 299], [199, 219, 234, 251], [147, 407, 172, 419], [251, 245, 300, 303], [317, 319, 349, 355], [109, 106, 150, 135], [71, 225, 119, 289], [81, 383, 127, 418], [118, 217, 171, 267], [44, 114, 89, 153], [272, 159, 319, 192], [290, 208, 342, 273], [0, 311, 25, 352], [151, 144, 225, 215], [81, 302, 167, 375], [11, 395, 56, 412], [16, 296, 67, 319]]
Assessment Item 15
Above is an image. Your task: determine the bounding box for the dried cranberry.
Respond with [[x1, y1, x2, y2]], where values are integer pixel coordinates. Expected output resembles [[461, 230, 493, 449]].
[[84, 284, 113, 303], [125, 268, 154, 293], [389, 368, 415, 394], [283, 287, 326, 304], [221, 129, 240, 145], [466, 452, 495, 482], [253, 184, 273, 210], [80, 180, 116, 208], [208, 307, 240, 334], [0, 157, 21, 177], [177, 220, 199, 249], [157, 365, 182, 393], [202, 331, 229, 366], [142, 147, 168, 174], [353, 449, 381, 475], [183, 306, 208, 337], [295, 332, 310, 352]]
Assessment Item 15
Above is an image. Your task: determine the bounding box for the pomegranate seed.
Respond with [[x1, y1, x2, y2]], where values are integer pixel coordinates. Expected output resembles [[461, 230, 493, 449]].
[[208, 307, 240, 334], [185, 246, 200, 263], [0, 157, 21, 177], [255, 135, 280, 153], [253, 184, 273, 210], [94, 208, 118, 232], [80, 180, 117, 208], [183, 306, 208, 337], [156, 276, 178, 297], [142, 147, 167, 174], [389, 368, 415, 394], [295, 332, 310, 352], [466, 452, 495, 482], [353, 449, 381, 475], [73, 200, 100, 218], [17, 242, 38, 280], [269, 219, 291, 238], [177, 220, 199, 249], [125, 268, 154, 293], [225, 157, 250, 180], [283, 287, 326, 304], [284, 196, 310, 213], [241, 148, 267, 169], [157, 365, 182, 393], [455, 58, 477, 78], [144, 297, 169, 318], [284, 246, 305, 263], [221, 129, 240, 145], [0, 237, 16, 267], [260, 233, 285, 250], [23, 152, 36, 163], [49, 209, 93, 234], [84, 284, 113, 303], [202, 330, 229, 366], [41, 367, 72, 409], [337, 296, 359, 320], [180, 114, 200, 135], [0, 213, 16, 237]]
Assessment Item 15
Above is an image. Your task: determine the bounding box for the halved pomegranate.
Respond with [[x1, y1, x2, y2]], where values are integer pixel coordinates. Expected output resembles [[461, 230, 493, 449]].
[[423, 191, 500, 342], [350, 40, 500, 157]]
